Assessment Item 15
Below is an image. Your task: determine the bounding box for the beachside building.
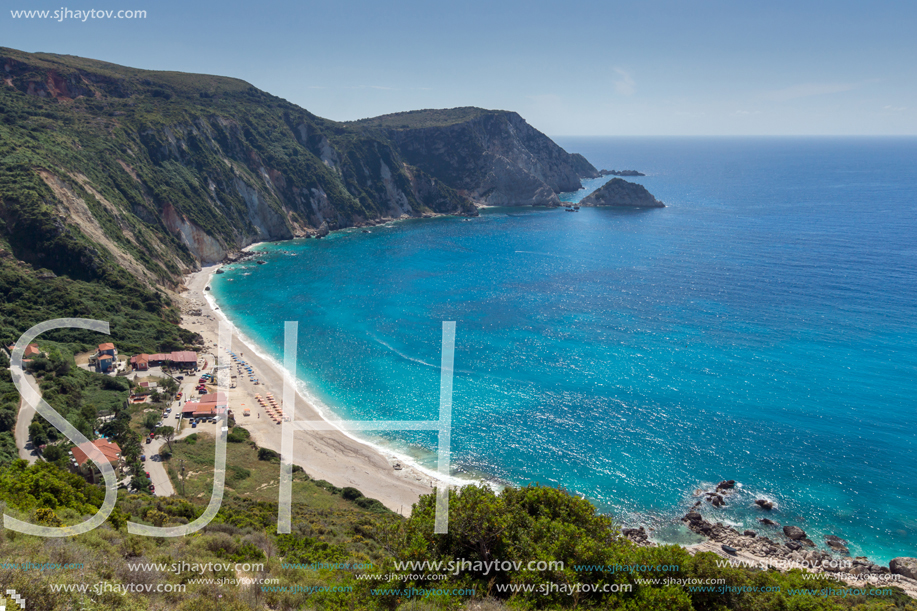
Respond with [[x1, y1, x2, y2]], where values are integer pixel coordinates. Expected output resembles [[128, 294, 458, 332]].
[[169, 351, 198, 370], [70, 439, 122, 482], [96, 354, 114, 373], [130, 354, 150, 371], [183, 401, 217, 418], [98, 343, 117, 357], [200, 392, 228, 407], [145, 353, 164, 367], [144, 351, 198, 369], [23, 343, 41, 358]]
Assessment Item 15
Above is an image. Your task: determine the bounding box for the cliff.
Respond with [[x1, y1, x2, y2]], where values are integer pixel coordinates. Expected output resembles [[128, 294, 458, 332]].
[[579, 178, 665, 208], [0, 49, 601, 288], [350, 108, 600, 207], [0, 48, 474, 280]]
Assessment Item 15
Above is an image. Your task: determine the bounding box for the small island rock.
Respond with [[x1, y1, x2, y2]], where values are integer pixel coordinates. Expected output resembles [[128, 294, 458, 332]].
[[579, 178, 664, 208]]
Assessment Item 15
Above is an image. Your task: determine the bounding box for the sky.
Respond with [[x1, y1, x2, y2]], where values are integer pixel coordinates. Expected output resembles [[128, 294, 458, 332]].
[[5, 0, 916, 136]]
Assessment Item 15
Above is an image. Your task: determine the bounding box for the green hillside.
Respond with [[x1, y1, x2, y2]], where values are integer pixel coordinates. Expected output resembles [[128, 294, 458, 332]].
[[2, 49, 908, 611]]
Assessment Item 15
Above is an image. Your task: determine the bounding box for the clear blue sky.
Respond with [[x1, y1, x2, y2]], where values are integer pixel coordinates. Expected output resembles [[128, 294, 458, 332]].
[[6, 0, 916, 135]]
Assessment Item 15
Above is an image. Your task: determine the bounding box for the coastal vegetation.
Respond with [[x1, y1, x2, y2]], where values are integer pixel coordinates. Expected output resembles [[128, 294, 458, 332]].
[[1, 464, 915, 610], [0, 47, 912, 610]]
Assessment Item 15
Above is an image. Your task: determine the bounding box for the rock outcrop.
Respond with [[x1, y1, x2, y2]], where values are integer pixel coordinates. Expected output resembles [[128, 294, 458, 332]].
[[599, 169, 645, 177], [890, 557, 917, 580], [682, 511, 890, 578], [783, 525, 807, 541], [351, 108, 599, 207], [579, 178, 664, 208]]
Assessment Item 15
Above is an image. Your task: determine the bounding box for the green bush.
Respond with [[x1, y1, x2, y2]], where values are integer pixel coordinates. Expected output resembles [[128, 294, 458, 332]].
[[341, 486, 364, 501], [227, 426, 250, 443], [256, 447, 279, 462]]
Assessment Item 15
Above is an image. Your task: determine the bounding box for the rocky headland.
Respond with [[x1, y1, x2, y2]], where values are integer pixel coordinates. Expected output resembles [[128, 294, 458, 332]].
[[618, 479, 917, 597], [351, 107, 601, 208], [0, 48, 602, 280]]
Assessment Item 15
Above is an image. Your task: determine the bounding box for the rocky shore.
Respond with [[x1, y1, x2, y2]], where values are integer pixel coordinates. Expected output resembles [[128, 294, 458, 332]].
[[619, 479, 917, 598]]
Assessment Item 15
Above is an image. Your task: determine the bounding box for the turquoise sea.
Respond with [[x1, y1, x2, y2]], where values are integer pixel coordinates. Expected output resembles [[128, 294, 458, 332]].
[[211, 137, 917, 563]]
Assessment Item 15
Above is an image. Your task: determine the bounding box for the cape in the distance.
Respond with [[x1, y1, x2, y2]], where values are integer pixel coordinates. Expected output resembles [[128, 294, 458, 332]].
[[0, 47, 659, 277]]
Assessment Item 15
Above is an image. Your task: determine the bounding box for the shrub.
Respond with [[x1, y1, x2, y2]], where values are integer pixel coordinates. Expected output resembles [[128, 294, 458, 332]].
[[341, 487, 364, 501], [227, 427, 250, 443], [257, 447, 279, 462]]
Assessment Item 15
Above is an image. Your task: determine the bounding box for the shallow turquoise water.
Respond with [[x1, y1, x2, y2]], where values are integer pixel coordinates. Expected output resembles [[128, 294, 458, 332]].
[[212, 137, 917, 563]]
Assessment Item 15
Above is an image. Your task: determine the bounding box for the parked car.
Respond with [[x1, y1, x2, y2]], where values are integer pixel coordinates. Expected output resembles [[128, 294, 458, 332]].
[[140, 455, 146, 461], [145, 437, 152, 444], [176, 375, 184, 380], [150, 484, 155, 493], [145, 471, 150, 477], [191, 421, 198, 428]]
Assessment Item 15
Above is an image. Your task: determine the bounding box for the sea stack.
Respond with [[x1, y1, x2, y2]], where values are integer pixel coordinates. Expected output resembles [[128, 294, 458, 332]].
[[579, 178, 665, 208]]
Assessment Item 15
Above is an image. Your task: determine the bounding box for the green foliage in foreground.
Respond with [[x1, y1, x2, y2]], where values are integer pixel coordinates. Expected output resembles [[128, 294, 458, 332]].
[[0, 469, 914, 611], [359, 485, 917, 610]]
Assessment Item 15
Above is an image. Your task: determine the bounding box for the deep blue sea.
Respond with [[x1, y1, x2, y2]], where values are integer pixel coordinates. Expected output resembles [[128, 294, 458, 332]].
[[211, 137, 917, 563]]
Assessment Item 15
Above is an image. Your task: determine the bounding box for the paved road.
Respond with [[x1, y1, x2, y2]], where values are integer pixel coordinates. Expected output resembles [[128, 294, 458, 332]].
[[15, 373, 40, 464], [144, 436, 175, 496], [144, 365, 214, 497]]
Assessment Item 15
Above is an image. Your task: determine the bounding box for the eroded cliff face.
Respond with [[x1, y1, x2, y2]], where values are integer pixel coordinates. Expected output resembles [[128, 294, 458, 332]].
[[0, 49, 604, 290], [359, 109, 599, 207], [0, 48, 482, 280]]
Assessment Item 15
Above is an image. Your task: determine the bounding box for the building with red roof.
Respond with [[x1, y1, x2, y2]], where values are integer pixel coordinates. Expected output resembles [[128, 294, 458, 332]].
[[182, 401, 217, 418], [130, 354, 150, 371], [96, 354, 114, 373], [200, 392, 228, 406], [71, 439, 121, 468]]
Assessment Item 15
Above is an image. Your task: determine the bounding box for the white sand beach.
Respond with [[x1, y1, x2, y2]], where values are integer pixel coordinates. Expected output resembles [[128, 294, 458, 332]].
[[179, 262, 442, 516]]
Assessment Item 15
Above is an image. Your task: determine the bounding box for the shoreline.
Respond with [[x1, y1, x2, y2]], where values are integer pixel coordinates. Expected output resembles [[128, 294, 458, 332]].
[[187, 230, 917, 597], [180, 262, 458, 516]]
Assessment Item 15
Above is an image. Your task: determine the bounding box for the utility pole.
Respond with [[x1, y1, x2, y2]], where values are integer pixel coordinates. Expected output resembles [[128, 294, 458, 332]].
[[180, 459, 185, 496]]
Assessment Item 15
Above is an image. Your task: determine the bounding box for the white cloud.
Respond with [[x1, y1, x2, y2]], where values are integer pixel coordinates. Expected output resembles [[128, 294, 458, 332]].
[[613, 68, 635, 96], [883, 105, 907, 112]]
